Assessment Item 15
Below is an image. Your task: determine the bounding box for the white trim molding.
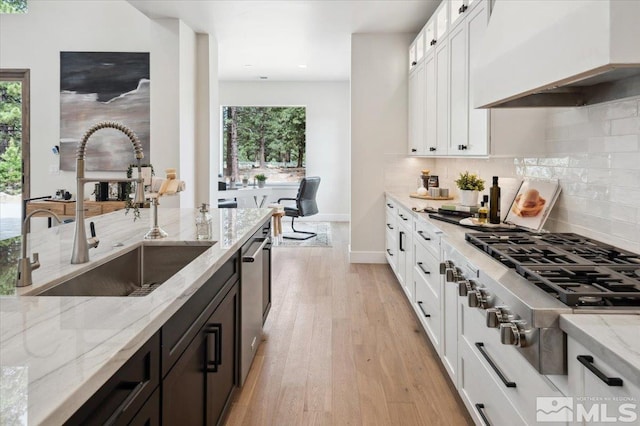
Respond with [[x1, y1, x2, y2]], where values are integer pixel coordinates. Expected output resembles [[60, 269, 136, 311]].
[[348, 246, 387, 264]]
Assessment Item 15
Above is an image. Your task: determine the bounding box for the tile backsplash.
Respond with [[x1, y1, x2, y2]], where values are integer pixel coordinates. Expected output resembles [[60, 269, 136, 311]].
[[390, 96, 640, 252]]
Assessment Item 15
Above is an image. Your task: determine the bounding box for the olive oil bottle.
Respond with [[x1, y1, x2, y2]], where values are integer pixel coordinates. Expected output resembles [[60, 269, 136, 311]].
[[489, 176, 501, 224]]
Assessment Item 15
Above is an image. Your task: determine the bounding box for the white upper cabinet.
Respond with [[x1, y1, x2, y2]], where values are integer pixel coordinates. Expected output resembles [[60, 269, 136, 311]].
[[416, 31, 425, 63], [424, 19, 436, 54], [408, 0, 546, 158], [409, 41, 417, 70], [435, 1, 449, 41]]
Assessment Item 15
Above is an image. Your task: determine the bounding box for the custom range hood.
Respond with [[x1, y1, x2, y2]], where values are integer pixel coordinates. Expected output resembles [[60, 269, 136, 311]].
[[474, 0, 640, 108]]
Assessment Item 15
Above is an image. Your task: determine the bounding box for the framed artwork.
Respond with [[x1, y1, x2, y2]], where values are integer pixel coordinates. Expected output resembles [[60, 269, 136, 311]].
[[504, 178, 561, 231], [59, 52, 150, 171]]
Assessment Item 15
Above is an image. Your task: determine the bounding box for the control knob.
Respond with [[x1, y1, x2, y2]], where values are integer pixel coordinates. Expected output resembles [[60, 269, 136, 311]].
[[446, 267, 461, 283], [468, 289, 490, 309], [458, 279, 475, 297], [500, 321, 527, 347], [486, 307, 508, 328], [440, 260, 453, 275]]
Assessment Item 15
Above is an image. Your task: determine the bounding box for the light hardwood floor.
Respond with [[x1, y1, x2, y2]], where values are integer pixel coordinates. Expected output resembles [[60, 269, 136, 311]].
[[225, 222, 472, 426]]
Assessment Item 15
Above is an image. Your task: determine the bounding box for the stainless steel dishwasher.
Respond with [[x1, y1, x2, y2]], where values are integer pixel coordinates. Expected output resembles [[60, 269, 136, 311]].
[[240, 232, 269, 385]]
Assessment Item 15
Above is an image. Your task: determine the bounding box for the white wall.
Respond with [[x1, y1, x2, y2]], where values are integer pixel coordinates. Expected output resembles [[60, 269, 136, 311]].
[[178, 21, 197, 208], [219, 81, 350, 221], [0, 1, 204, 213], [350, 33, 415, 263]]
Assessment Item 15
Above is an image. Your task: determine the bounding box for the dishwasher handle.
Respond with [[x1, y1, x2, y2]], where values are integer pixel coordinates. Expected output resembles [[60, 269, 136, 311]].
[[242, 238, 269, 262]]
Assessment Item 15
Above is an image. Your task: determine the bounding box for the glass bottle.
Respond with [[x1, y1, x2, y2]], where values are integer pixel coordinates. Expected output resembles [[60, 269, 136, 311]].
[[196, 203, 212, 240], [478, 196, 488, 224], [489, 176, 501, 224]]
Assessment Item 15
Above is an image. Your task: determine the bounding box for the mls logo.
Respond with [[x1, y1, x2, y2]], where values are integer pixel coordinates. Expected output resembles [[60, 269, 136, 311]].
[[537, 397, 574, 422]]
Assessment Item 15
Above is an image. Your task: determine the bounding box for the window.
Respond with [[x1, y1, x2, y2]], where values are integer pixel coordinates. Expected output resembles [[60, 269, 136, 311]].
[[0, 0, 27, 13], [221, 106, 306, 185]]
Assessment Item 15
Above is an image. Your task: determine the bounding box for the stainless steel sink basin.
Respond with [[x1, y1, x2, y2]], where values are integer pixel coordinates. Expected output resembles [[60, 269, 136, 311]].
[[31, 242, 214, 297]]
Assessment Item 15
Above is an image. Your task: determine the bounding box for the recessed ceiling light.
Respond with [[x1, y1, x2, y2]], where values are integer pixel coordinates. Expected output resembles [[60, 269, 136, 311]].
[[298, 64, 307, 69], [244, 64, 253, 68], [259, 76, 268, 80]]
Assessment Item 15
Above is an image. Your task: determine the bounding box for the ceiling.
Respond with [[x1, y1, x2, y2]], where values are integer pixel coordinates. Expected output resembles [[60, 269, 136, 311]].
[[127, 1, 439, 81]]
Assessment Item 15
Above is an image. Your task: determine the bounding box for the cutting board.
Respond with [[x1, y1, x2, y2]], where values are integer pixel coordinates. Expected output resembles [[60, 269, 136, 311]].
[[409, 193, 454, 201]]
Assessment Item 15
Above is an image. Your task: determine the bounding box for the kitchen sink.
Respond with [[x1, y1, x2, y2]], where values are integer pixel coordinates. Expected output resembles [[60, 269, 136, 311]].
[[30, 242, 215, 297]]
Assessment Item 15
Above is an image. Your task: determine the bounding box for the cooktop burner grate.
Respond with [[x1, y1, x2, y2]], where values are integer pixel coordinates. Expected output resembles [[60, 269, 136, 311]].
[[465, 232, 640, 307]]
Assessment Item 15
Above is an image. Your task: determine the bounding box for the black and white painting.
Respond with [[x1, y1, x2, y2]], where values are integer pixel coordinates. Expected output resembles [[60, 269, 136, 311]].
[[59, 52, 150, 171]]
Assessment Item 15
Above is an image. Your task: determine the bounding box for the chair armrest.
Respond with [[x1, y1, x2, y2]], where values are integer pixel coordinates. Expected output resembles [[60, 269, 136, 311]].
[[277, 197, 296, 203]]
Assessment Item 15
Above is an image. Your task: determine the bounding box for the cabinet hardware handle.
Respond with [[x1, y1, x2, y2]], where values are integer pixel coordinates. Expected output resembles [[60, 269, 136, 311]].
[[411, 148, 417, 152], [386, 203, 394, 209], [417, 301, 431, 317], [417, 262, 430, 275], [242, 238, 269, 262], [399, 231, 405, 252], [205, 324, 223, 373], [429, 147, 436, 151], [459, 4, 468, 14], [411, 61, 417, 66], [386, 249, 394, 257], [417, 230, 431, 241], [475, 403, 491, 426], [399, 214, 408, 221], [430, 39, 437, 46], [475, 342, 516, 388], [386, 223, 394, 230], [458, 144, 468, 150], [577, 355, 623, 386], [105, 381, 147, 425]]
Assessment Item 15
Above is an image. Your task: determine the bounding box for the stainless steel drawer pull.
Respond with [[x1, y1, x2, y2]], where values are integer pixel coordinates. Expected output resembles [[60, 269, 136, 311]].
[[475, 342, 516, 388], [417, 230, 431, 241], [475, 404, 491, 426], [417, 301, 430, 318], [417, 262, 430, 275], [577, 355, 623, 386]]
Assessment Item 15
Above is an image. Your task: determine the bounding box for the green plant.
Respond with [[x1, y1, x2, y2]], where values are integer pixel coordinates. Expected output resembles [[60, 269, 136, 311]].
[[255, 173, 267, 182], [455, 171, 485, 191]]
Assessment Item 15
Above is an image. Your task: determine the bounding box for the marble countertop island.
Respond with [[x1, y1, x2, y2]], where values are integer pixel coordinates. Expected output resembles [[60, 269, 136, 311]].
[[0, 207, 272, 425]]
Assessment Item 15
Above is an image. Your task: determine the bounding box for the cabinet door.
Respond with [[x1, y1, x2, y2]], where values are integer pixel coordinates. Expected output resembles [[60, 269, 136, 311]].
[[424, 50, 437, 154], [262, 240, 272, 324], [435, 1, 449, 41], [450, 0, 466, 29], [441, 276, 459, 385], [408, 66, 421, 155], [465, 0, 489, 156], [206, 282, 239, 425], [448, 18, 468, 156], [424, 19, 435, 54], [435, 38, 449, 155]]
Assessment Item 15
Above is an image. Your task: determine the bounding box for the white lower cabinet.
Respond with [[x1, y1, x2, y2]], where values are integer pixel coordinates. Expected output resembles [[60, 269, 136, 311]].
[[567, 337, 640, 425], [397, 207, 414, 301], [413, 241, 441, 351]]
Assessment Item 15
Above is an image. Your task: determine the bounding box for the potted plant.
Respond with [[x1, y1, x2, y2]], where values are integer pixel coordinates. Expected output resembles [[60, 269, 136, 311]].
[[455, 171, 485, 206], [255, 173, 267, 188], [242, 173, 249, 188]]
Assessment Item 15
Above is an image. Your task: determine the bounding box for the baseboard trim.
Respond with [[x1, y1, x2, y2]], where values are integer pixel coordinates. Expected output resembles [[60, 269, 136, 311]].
[[348, 247, 387, 264], [294, 214, 349, 222]]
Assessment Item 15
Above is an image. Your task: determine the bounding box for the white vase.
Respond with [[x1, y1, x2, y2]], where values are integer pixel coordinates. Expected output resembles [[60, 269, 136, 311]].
[[459, 190, 479, 207]]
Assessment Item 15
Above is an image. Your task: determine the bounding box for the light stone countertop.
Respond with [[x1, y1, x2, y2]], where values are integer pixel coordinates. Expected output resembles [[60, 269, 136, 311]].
[[559, 314, 640, 385], [0, 207, 272, 425], [385, 191, 640, 383]]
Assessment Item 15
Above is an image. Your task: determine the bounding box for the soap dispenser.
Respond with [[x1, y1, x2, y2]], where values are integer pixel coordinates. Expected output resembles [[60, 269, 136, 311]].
[[196, 203, 212, 240]]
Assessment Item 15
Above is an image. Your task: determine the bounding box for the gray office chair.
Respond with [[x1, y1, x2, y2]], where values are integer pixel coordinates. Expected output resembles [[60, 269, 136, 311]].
[[277, 176, 321, 240]]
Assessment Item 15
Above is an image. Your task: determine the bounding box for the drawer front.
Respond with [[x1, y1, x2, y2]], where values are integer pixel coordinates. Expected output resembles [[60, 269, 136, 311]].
[[162, 253, 239, 377], [414, 241, 441, 297], [80, 203, 103, 217], [462, 305, 563, 423], [26, 202, 65, 216], [414, 218, 441, 258], [385, 229, 398, 272], [459, 337, 526, 426], [385, 212, 396, 232], [568, 337, 640, 404], [397, 205, 413, 228], [415, 271, 441, 350], [385, 198, 397, 214]]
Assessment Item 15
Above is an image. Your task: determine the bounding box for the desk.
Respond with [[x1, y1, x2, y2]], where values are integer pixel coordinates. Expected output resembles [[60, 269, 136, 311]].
[[222, 187, 273, 208], [26, 200, 126, 218]]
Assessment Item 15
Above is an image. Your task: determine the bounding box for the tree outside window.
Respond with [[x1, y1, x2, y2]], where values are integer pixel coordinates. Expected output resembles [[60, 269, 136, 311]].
[[222, 106, 306, 185]]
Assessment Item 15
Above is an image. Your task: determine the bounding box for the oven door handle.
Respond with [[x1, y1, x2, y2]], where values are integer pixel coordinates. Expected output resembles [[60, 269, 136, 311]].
[[475, 342, 516, 388], [577, 355, 623, 386]]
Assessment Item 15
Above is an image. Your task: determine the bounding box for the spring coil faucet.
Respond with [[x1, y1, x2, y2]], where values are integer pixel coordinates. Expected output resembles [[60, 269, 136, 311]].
[[71, 121, 146, 264]]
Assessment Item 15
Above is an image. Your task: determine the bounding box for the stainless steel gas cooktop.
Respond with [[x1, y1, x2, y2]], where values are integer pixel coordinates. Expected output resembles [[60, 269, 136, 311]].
[[465, 232, 640, 308]]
